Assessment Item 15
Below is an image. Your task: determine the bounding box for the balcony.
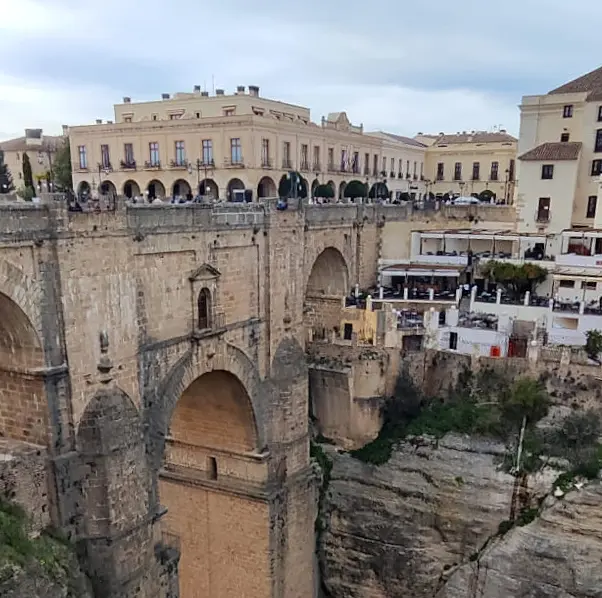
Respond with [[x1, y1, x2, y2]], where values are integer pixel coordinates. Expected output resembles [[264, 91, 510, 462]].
[[282, 159, 292, 170], [144, 160, 161, 170], [413, 174, 418, 181], [224, 158, 245, 168], [555, 253, 602, 268], [363, 167, 370, 176], [169, 159, 188, 169], [406, 173, 411, 179], [351, 166, 360, 174], [389, 171, 395, 178], [313, 162, 322, 172], [535, 210, 551, 223], [436, 174, 444, 181], [98, 162, 113, 173], [398, 173, 403, 179], [120, 159, 136, 170], [261, 158, 273, 169], [328, 163, 338, 174], [300, 160, 310, 172]]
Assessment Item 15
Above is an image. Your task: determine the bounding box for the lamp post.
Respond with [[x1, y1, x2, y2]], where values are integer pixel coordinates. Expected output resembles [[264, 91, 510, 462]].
[[504, 169, 510, 204], [188, 159, 214, 200]]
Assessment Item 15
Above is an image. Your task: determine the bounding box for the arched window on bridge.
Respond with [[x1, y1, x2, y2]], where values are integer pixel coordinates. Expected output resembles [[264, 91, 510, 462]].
[[198, 287, 212, 330]]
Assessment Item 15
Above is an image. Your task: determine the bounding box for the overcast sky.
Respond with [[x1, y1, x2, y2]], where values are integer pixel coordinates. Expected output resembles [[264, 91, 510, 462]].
[[1, 0, 600, 141]]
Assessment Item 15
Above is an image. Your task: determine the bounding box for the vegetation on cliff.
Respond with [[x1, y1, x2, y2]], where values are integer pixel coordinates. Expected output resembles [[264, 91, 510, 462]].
[[0, 499, 90, 596]]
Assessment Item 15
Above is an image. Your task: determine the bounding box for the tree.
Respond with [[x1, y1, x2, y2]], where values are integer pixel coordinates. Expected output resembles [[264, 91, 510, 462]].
[[480, 260, 547, 299], [313, 184, 334, 199], [500, 377, 549, 473], [368, 182, 389, 199], [22, 153, 36, 197], [0, 150, 13, 193], [278, 172, 307, 198], [344, 180, 367, 199], [53, 139, 72, 191], [399, 192, 411, 202], [585, 329, 602, 362], [479, 189, 495, 202]]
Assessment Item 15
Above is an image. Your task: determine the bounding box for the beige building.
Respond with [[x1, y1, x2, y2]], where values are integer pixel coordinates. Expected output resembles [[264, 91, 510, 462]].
[[68, 85, 427, 202], [515, 65, 602, 233], [419, 131, 517, 202], [0, 129, 64, 192]]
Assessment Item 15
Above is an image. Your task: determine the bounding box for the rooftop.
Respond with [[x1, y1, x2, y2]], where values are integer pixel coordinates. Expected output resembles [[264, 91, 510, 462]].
[[518, 141, 582, 161], [0, 130, 63, 153], [374, 131, 428, 148], [548, 65, 602, 100], [434, 131, 517, 145]]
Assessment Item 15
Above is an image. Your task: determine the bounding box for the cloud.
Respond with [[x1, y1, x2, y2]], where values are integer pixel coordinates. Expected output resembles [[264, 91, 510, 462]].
[[1, 0, 600, 140]]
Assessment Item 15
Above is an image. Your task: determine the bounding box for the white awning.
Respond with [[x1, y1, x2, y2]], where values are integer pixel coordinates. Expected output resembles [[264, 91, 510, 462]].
[[382, 269, 461, 277]]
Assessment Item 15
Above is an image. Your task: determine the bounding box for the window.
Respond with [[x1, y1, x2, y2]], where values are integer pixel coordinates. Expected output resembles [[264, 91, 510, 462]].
[[364, 153, 370, 174], [198, 288, 211, 329], [587, 195, 598, 219], [78, 145, 87, 169], [586, 281, 598, 290], [261, 139, 270, 166], [100, 144, 110, 168], [398, 158, 402, 174], [420, 162, 424, 177], [449, 331, 458, 350], [406, 160, 410, 174], [124, 116, 132, 123], [341, 148, 348, 171], [314, 146, 321, 169], [301, 144, 309, 168], [536, 197, 550, 222], [563, 105, 573, 118], [196, 112, 201, 119], [207, 456, 218, 480], [508, 159, 515, 181], [390, 157, 395, 174], [559, 280, 575, 288], [541, 164, 554, 179], [343, 323, 353, 341], [560, 132, 570, 142], [413, 161, 417, 176], [283, 141, 291, 168], [595, 129, 602, 153], [592, 159, 602, 176], [436, 162, 444, 181], [124, 143, 134, 164], [152, 114, 157, 121], [174, 140, 185, 166], [490, 161, 499, 180], [149, 142, 160, 166], [169, 114, 181, 120], [202, 139, 213, 164], [382, 156, 386, 172], [453, 162, 462, 181], [373, 154, 378, 174], [329, 148, 335, 168], [223, 108, 235, 116], [472, 162, 480, 180], [353, 151, 359, 173], [230, 138, 242, 163]]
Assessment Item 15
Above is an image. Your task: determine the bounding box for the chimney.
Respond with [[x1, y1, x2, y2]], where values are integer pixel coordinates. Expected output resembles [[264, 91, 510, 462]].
[[95, 119, 102, 125], [439, 132, 444, 135], [123, 96, 131, 103], [107, 120, 113, 124], [201, 91, 209, 97], [216, 89, 224, 96], [500, 128, 507, 133], [236, 85, 245, 94], [417, 131, 423, 135], [161, 93, 170, 100], [248, 85, 260, 97], [193, 85, 201, 93]]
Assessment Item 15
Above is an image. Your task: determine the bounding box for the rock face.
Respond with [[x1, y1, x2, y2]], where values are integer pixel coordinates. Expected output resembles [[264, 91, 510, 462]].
[[439, 482, 602, 598], [319, 434, 557, 598]]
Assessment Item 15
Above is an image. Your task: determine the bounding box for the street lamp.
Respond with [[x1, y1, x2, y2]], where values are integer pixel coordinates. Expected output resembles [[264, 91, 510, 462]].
[[188, 158, 214, 200]]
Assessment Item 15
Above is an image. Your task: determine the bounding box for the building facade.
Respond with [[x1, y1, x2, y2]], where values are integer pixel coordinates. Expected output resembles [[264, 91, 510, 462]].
[[419, 131, 517, 201], [0, 128, 64, 193], [515, 65, 602, 233], [68, 85, 427, 203]]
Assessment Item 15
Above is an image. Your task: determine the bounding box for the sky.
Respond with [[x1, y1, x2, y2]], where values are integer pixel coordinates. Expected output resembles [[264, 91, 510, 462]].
[[0, 0, 601, 141]]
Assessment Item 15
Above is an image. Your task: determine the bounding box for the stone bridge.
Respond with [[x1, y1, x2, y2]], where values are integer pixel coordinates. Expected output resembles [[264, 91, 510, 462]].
[[0, 197, 418, 598]]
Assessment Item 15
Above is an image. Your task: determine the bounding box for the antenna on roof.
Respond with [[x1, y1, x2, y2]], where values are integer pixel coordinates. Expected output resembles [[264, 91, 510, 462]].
[[212, 75, 215, 95]]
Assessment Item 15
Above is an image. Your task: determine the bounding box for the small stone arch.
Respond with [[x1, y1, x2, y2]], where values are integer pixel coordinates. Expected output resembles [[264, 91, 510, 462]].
[[226, 177, 245, 201], [339, 181, 347, 199], [257, 176, 277, 198], [77, 181, 91, 200], [99, 180, 116, 196], [326, 180, 336, 195], [306, 247, 350, 297], [172, 178, 192, 198], [123, 180, 141, 198], [147, 179, 166, 199], [311, 179, 320, 198], [199, 178, 219, 199]]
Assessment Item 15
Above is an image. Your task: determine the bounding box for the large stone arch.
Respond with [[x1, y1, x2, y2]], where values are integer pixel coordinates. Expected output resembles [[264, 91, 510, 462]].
[[147, 340, 266, 474], [304, 245, 351, 298]]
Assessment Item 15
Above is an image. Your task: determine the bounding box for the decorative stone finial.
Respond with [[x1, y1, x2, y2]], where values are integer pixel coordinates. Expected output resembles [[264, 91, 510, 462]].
[[97, 330, 113, 383]]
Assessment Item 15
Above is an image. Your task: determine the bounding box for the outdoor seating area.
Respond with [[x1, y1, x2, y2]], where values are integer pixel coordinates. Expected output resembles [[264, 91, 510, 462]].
[[457, 312, 499, 330], [396, 309, 424, 329]]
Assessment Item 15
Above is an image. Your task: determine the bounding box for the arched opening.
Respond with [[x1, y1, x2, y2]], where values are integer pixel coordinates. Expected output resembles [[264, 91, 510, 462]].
[[199, 178, 218, 199], [304, 248, 349, 340], [299, 176, 308, 199], [147, 179, 166, 200], [339, 181, 347, 200], [123, 180, 141, 198], [0, 292, 47, 445], [172, 179, 192, 199], [77, 181, 91, 201], [160, 369, 262, 597], [257, 176, 276, 198], [99, 180, 117, 196], [311, 179, 320, 198], [326, 180, 336, 196], [197, 287, 211, 329], [226, 178, 245, 202]]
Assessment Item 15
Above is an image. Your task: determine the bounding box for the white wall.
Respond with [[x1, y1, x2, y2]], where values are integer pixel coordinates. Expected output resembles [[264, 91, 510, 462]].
[[437, 326, 509, 357]]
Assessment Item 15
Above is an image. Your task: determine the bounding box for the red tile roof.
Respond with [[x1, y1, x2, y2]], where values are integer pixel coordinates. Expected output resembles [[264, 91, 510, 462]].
[[518, 142, 582, 161], [548, 65, 602, 100], [434, 132, 517, 144]]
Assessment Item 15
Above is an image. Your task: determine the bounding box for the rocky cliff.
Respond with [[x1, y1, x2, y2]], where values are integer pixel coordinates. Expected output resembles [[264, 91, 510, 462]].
[[319, 434, 575, 598]]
